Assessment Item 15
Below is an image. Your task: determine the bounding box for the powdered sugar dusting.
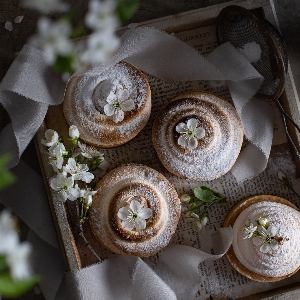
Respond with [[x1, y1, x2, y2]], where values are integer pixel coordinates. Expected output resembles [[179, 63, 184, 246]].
[[233, 201, 300, 277], [153, 92, 243, 181], [63, 61, 151, 147]]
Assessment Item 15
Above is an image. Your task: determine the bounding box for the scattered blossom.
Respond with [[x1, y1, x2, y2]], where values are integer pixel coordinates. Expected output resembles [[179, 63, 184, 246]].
[[75, 141, 103, 159], [186, 212, 208, 231], [50, 173, 78, 201], [41, 129, 59, 147], [48, 143, 65, 172], [180, 193, 191, 203], [69, 125, 80, 139], [104, 89, 135, 123], [5, 21, 13, 31], [243, 222, 257, 239], [176, 118, 205, 150], [63, 158, 94, 183], [30, 17, 72, 64], [85, 0, 119, 30], [117, 199, 152, 231], [14, 16, 24, 23], [23, 0, 69, 14], [252, 225, 279, 253]]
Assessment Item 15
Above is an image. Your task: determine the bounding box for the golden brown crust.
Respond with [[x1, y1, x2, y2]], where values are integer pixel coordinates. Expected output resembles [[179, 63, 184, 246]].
[[89, 164, 181, 257], [152, 91, 244, 181], [224, 195, 300, 282], [63, 61, 151, 148]]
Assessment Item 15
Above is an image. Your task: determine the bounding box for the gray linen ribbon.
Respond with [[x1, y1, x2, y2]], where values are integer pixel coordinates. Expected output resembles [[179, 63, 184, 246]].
[[0, 27, 274, 299]]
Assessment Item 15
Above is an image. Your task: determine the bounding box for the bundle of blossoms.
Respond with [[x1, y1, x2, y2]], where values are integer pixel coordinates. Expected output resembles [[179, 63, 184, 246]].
[[41, 125, 109, 222]]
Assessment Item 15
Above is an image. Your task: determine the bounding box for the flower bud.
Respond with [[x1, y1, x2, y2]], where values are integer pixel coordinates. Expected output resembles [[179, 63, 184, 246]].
[[85, 195, 93, 206], [69, 125, 80, 139], [180, 193, 191, 203], [256, 217, 268, 227]]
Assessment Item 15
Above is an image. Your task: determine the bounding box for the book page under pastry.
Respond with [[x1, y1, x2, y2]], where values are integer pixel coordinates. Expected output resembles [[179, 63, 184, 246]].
[[72, 23, 300, 299]]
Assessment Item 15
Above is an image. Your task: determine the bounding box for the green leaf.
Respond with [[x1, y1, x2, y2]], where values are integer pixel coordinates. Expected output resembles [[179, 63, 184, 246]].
[[0, 154, 16, 190], [116, 0, 139, 25], [0, 256, 8, 272], [0, 274, 41, 298], [194, 187, 216, 202], [52, 54, 75, 74]]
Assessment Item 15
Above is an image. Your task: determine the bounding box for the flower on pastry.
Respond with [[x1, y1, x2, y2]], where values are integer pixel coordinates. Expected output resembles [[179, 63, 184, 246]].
[[117, 199, 152, 231], [242, 221, 257, 239], [252, 225, 279, 253], [176, 118, 205, 150], [104, 89, 135, 123]]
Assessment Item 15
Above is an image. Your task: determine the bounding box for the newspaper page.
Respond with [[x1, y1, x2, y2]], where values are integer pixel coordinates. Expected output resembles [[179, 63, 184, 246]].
[[76, 24, 300, 299]]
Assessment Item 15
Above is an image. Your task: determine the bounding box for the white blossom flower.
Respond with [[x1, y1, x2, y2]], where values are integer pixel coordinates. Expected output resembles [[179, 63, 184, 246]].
[[81, 29, 120, 65], [69, 125, 80, 139], [5, 21, 13, 31], [30, 17, 72, 64], [63, 158, 94, 183], [187, 212, 208, 230], [253, 225, 279, 253], [14, 16, 24, 23], [48, 143, 65, 172], [50, 173, 78, 201], [41, 129, 59, 147], [176, 118, 205, 150], [256, 217, 268, 227], [117, 199, 152, 231], [22, 0, 69, 14], [180, 193, 191, 203], [85, 0, 119, 30], [7, 242, 32, 281], [103, 89, 135, 123], [74, 141, 104, 160], [80, 189, 97, 206], [243, 222, 257, 239]]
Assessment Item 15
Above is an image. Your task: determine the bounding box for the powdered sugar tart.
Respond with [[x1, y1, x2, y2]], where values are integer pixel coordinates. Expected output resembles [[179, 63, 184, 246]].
[[63, 61, 151, 148], [89, 164, 181, 257], [225, 195, 300, 282], [152, 91, 243, 181]]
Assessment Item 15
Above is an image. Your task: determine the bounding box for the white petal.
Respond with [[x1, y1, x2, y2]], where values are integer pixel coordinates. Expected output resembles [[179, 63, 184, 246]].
[[122, 220, 134, 231], [57, 191, 68, 202], [14, 16, 24, 23], [117, 207, 131, 220], [80, 172, 94, 183], [5, 21, 13, 31], [188, 137, 198, 149], [118, 89, 129, 102], [195, 221, 203, 230], [194, 127, 206, 139], [267, 225, 278, 237], [253, 236, 263, 246], [270, 240, 279, 251], [50, 177, 59, 191], [121, 99, 134, 112], [130, 200, 141, 213], [139, 208, 152, 220], [135, 218, 146, 230], [187, 118, 198, 129], [68, 188, 80, 201], [260, 244, 270, 253], [104, 104, 115, 116], [113, 109, 124, 123], [178, 135, 187, 148], [258, 226, 268, 236], [106, 91, 117, 104], [175, 123, 188, 133]]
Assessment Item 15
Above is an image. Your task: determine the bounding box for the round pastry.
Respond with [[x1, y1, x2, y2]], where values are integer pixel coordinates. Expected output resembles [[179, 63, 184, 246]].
[[89, 164, 181, 257], [152, 91, 243, 181], [63, 61, 151, 148], [225, 195, 300, 281]]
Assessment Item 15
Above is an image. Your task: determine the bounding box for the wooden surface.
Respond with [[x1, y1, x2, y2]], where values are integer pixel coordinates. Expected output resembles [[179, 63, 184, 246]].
[[1, 0, 300, 299]]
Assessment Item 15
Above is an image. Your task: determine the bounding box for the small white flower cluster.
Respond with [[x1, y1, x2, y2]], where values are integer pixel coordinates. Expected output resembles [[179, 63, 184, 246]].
[[117, 198, 152, 231], [176, 118, 205, 150], [42, 125, 109, 222], [243, 217, 282, 253], [0, 210, 32, 281], [26, 0, 120, 76]]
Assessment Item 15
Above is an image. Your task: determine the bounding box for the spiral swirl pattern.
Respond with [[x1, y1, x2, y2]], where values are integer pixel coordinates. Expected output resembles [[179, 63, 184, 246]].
[[152, 91, 243, 181]]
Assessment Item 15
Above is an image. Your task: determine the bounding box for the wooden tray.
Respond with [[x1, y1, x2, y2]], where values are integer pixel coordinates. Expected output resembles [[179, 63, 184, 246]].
[[34, 0, 300, 298]]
